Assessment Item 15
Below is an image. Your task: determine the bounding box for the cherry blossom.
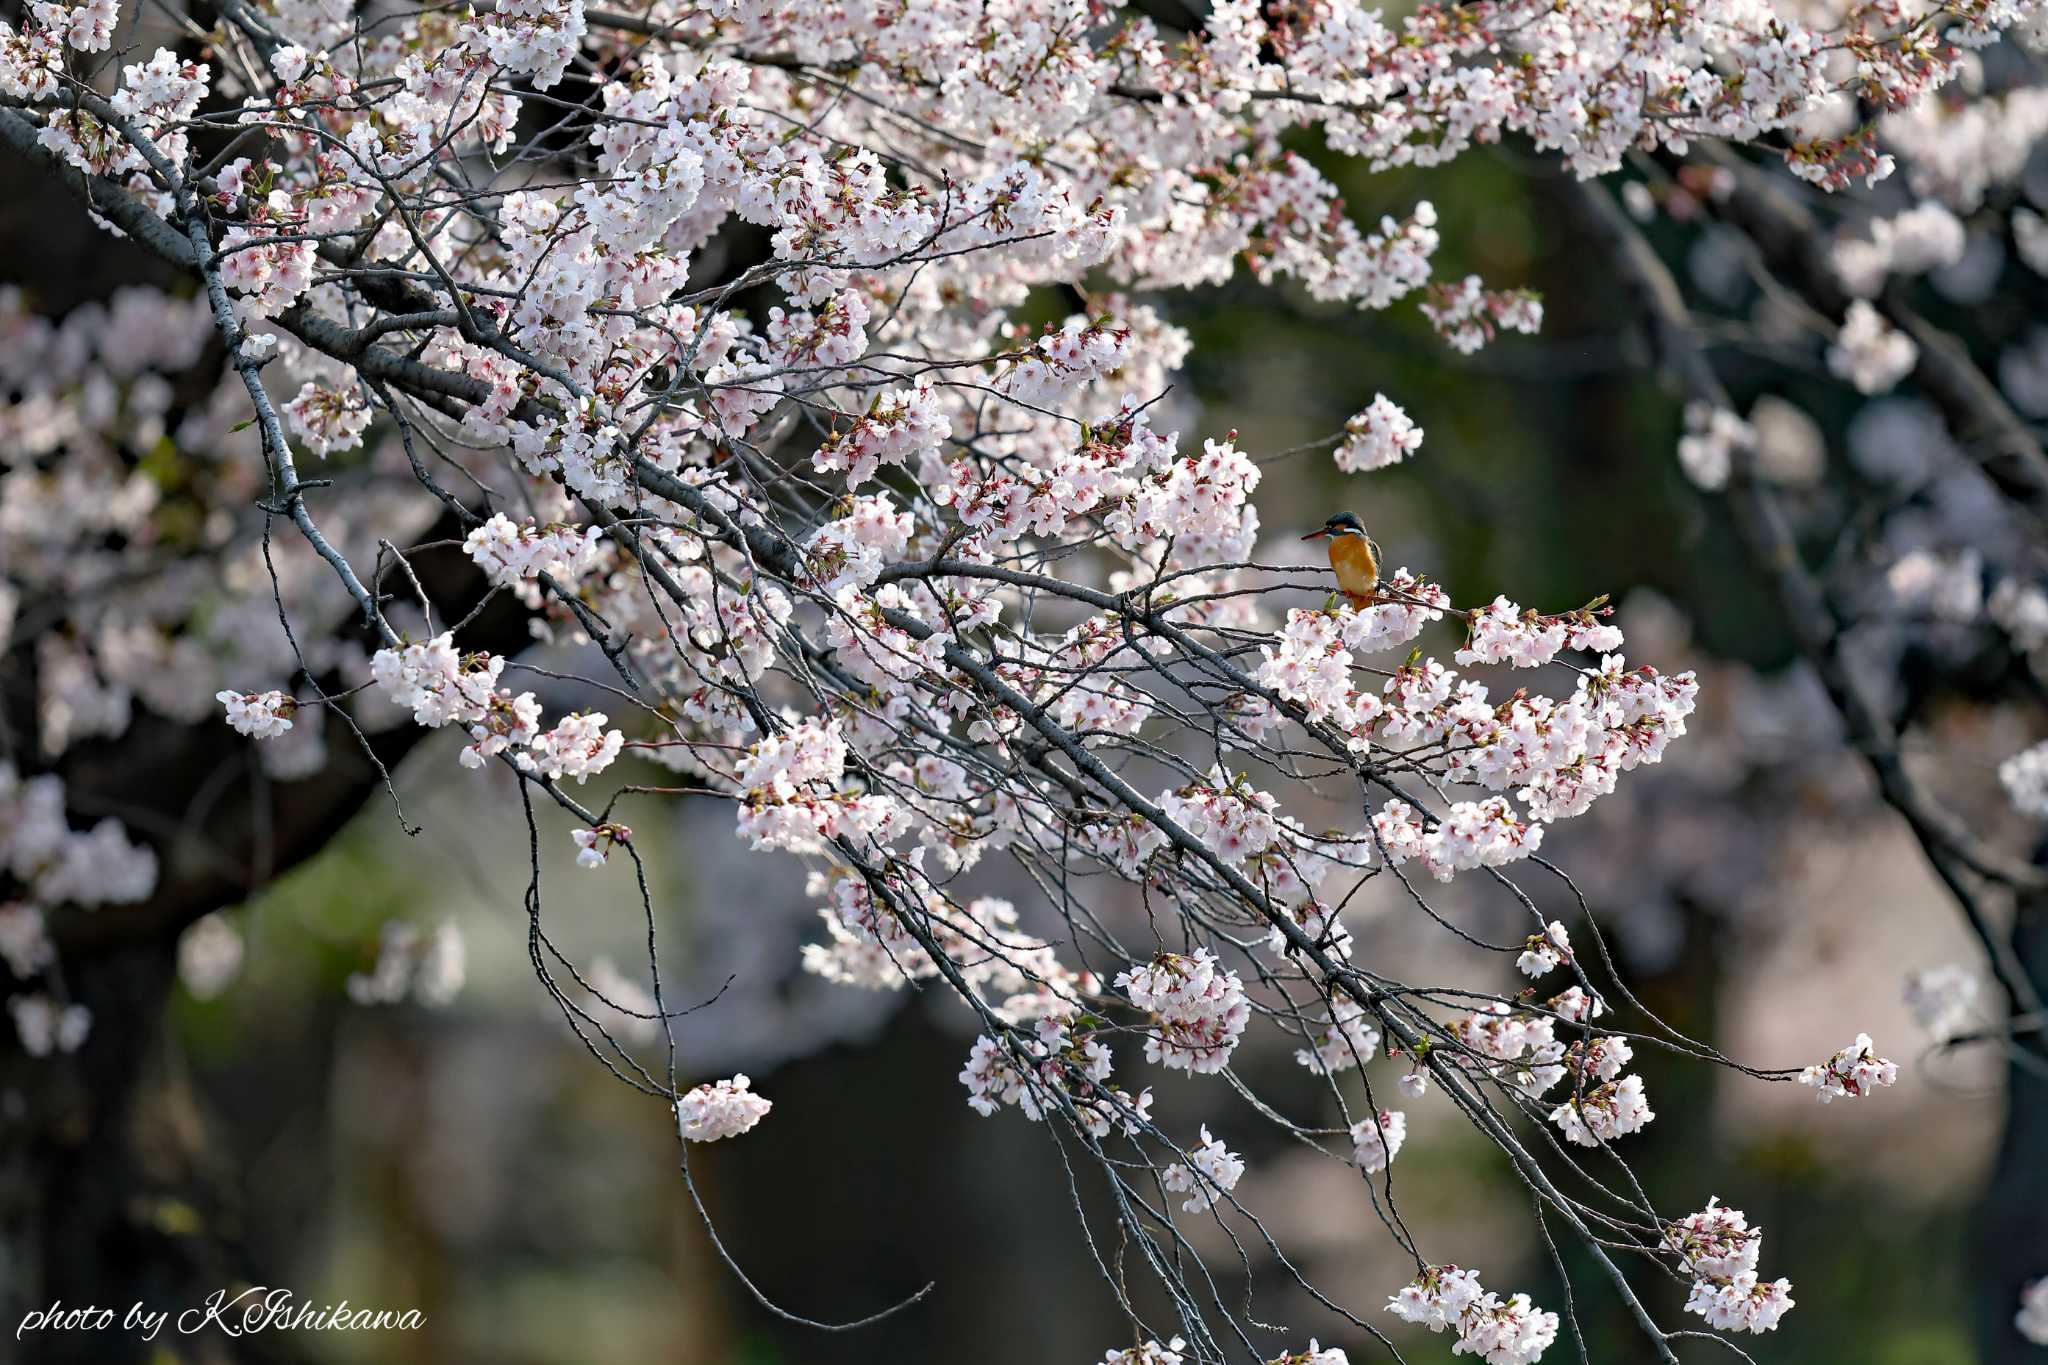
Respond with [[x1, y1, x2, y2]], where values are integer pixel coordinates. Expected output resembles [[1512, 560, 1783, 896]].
[[1516, 922, 1572, 978], [217, 689, 297, 739], [283, 383, 371, 458], [1117, 950, 1251, 1075], [572, 824, 631, 870], [1373, 797, 1545, 882], [1268, 1345, 1347, 1365], [1832, 202, 1967, 296], [8, 991, 90, 1057], [1904, 965, 1983, 1045], [1295, 991, 1382, 1074], [1889, 548, 1985, 623], [1388, 1265, 1559, 1365], [1669, 1199, 1797, 1335], [1676, 403, 1753, 491], [1828, 301, 1919, 395], [371, 637, 504, 730], [2000, 740, 2048, 817], [1798, 1034, 1900, 1103], [1549, 1074, 1655, 1146], [517, 713, 625, 784], [346, 920, 466, 1008], [960, 1020, 1152, 1140], [2018, 1279, 2048, 1346], [1349, 1109, 1407, 1173], [0, 904, 52, 980], [677, 1075, 772, 1142], [464, 515, 605, 598], [1421, 279, 1543, 355], [1333, 394, 1424, 473], [1161, 1126, 1246, 1214], [177, 914, 244, 1000], [1684, 1274, 1796, 1334], [1097, 1340, 1184, 1365]]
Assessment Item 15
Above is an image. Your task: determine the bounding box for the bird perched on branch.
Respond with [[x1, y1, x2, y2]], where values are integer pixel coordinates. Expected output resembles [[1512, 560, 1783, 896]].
[[1301, 511, 1381, 610]]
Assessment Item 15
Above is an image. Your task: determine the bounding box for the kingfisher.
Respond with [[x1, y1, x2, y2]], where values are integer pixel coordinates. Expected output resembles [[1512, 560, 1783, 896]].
[[1301, 511, 1380, 609]]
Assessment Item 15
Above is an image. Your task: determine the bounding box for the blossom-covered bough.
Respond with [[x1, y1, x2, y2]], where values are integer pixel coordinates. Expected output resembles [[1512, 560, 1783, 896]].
[[4, 0, 2045, 1358]]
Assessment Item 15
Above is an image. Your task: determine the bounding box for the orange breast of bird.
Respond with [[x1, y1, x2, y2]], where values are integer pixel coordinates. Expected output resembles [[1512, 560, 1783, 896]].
[[1327, 533, 1379, 604]]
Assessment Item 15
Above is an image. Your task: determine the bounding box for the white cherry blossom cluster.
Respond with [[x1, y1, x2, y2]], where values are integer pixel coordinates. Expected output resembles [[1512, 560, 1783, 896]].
[[2000, 739, 2048, 817], [0, 905, 53, 980], [1676, 403, 1754, 491], [1267, 1343, 1348, 1365], [460, 691, 543, 771], [1446, 1002, 1638, 1107], [1000, 318, 1132, 408], [801, 495, 914, 595], [367, 634, 625, 784], [8, 992, 90, 1056], [1516, 921, 1572, 978], [283, 383, 372, 458], [1548, 1073, 1656, 1147], [1798, 1034, 1901, 1103], [1832, 202, 1968, 296], [2019, 1279, 2048, 1346], [1097, 1340, 1185, 1365], [732, 719, 903, 855], [0, 760, 161, 1055], [1333, 394, 1424, 472], [803, 869, 1079, 1010], [517, 712, 625, 785], [1255, 587, 1448, 744], [1387, 1265, 1560, 1365], [961, 1019, 1153, 1140], [1373, 797, 1546, 883], [1160, 1126, 1246, 1214], [571, 823, 632, 870], [1420, 278, 1544, 355], [1888, 548, 1986, 623], [1349, 1109, 1407, 1173], [676, 1074, 772, 1142], [1, 764, 156, 911], [811, 385, 951, 486], [1667, 1200, 1796, 1334], [216, 688, 297, 739], [463, 514, 606, 596], [1295, 991, 1382, 1074], [1443, 655, 1699, 823], [1159, 769, 1285, 869], [370, 636, 506, 730], [1117, 950, 1252, 1075], [1455, 598, 1622, 669], [177, 914, 244, 1000], [1991, 577, 2048, 655], [1828, 301, 1920, 396]]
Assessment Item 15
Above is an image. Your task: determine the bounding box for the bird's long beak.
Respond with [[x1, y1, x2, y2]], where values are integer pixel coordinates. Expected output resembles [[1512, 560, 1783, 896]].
[[1300, 529, 1330, 541]]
